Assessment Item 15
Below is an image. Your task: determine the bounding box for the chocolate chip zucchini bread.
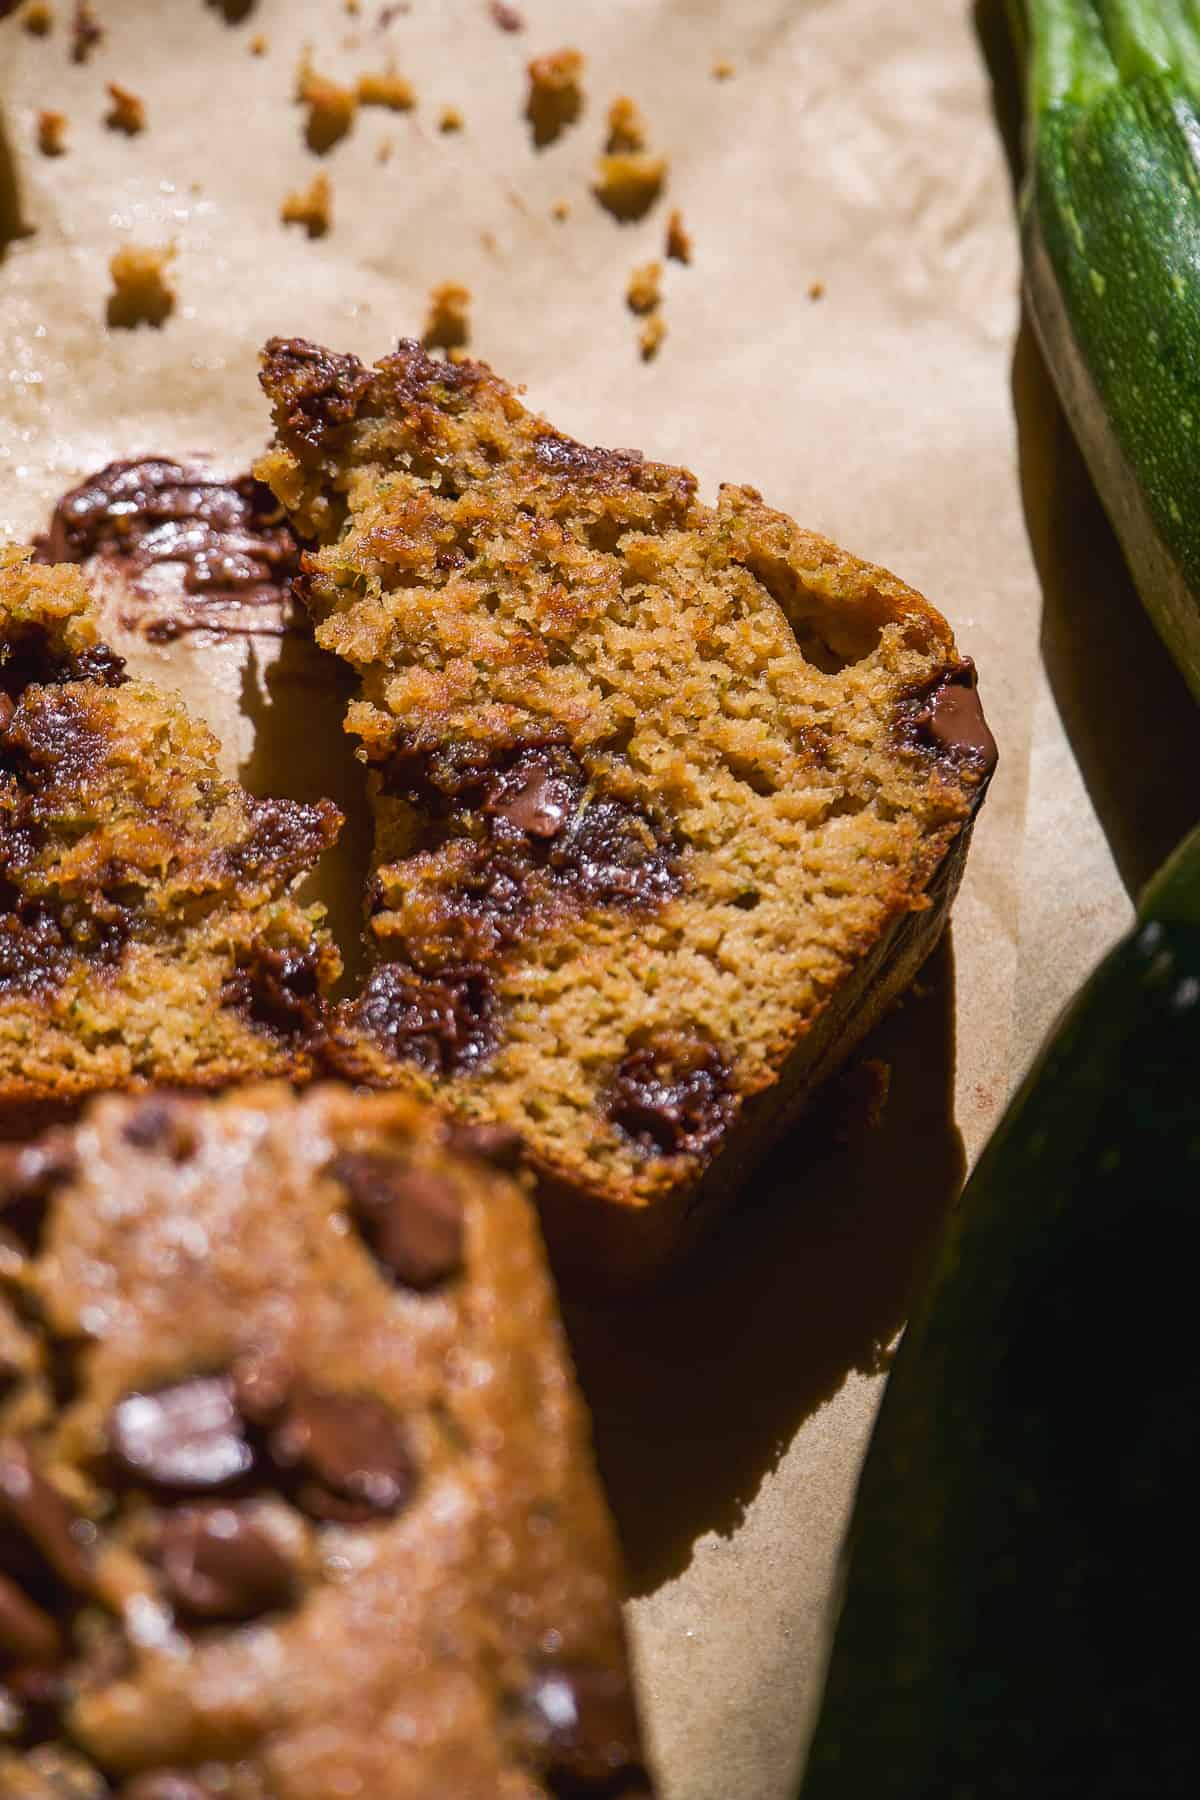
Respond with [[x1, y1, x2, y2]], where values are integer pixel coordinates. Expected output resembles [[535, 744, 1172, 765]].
[[0, 1085, 651, 1799], [257, 337, 997, 1284], [0, 550, 341, 1125]]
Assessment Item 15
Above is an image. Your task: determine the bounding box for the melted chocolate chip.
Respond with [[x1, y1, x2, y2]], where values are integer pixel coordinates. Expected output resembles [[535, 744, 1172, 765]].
[[485, 755, 576, 840], [222, 944, 324, 1042], [108, 1379, 255, 1494], [0, 623, 127, 703], [155, 1504, 296, 1622], [229, 796, 342, 885], [36, 459, 303, 640], [902, 659, 997, 776], [0, 1440, 92, 1593], [350, 961, 497, 1076], [0, 901, 129, 1000], [0, 1571, 62, 1665], [607, 1033, 736, 1160], [266, 1386, 416, 1523], [523, 1665, 651, 1797], [0, 1133, 78, 1254], [444, 1120, 524, 1171], [259, 337, 374, 451], [120, 1098, 198, 1162], [331, 1151, 465, 1290]]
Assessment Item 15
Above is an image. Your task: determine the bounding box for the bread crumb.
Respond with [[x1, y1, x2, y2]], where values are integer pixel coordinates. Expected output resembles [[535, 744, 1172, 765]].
[[551, 199, 569, 222], [605, 96, 645, 154], [22, 2, 53, 35], [665, 208, 692, 264], [480, 228, 497, 252], [70, 0, 101, 63], [378, 2, 409, 24], [105, 83, 146, 136], [422, 281, 471, 354], [808, 279, 825, 301], [281, 170, 332, 239], [489, 1, 523, 29], [250, 32, 268, 54], [593, 152, 667, 222], [36, 110, 67, 157], [438, 105, 464, 133], [525, 48, 584, 149], [638, 313, 666, 362], [626, 260, 661, 316], [296, 51, 358, 153], [376, 136, 394, 163], [107, 243, 175, 330], [712, 58, 735, 81], [344, 0, 360, 12], [357, 68, 416, 111]]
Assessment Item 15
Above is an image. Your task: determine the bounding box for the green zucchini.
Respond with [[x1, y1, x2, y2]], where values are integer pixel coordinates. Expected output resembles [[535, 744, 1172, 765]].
[[798, 822, 1200, 1797], [1017, 0, 1200, 699]]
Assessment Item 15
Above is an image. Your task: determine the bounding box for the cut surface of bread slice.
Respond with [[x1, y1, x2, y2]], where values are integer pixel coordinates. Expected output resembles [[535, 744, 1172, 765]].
[[0, 550, 341, 1126], [0, 1083, 651, 1799], [257, 337, 996, 1284]]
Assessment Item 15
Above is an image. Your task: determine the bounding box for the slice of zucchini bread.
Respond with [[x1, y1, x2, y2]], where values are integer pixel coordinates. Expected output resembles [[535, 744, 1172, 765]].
[[0, 1084, 652, 1798], [257, 337, 997, 1284], [0, 550, 341, 1125]]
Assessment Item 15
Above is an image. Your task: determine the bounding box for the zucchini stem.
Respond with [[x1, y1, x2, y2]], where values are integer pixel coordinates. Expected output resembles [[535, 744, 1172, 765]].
[[1026, 0, 1116, 113]]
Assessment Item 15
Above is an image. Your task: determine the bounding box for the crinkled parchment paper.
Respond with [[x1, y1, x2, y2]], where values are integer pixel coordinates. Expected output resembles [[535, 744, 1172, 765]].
[[1, 2, 1133, 1795]]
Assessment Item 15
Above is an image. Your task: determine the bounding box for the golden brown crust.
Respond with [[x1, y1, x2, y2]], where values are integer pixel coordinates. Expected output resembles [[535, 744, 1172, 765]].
[[0, 1085, 651, 1795], [256, 336, 996, 1285]]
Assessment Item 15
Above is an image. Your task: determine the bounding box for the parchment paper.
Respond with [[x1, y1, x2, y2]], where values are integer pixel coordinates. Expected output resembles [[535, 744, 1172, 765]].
[[0, 3, 1088, 1795]]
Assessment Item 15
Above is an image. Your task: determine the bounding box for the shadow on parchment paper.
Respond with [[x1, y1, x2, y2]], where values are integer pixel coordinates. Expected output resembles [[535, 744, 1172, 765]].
[[563, 932, 963, 1597], [975, 0, 1200, 898], [238, 636, 374, 996], [1, 108, 31, 263]]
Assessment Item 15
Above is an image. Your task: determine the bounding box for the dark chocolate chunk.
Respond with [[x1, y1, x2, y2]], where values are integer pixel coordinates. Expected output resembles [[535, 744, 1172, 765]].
[[267, 1386, 416, 1523], [0, 1439, 93, 1592], [108, 1379, 254, 1494], [444, 1120, 524, 1171], [156, 1504, 296, 1622], [230, 796, 342, 885], [485, 751, 577, 840], [350, 961, 497, 1076], [607, 1033, 736, 1160], [523, 1664, 652, 1796], [331, 1151, 465, 1290], [0, 1570, 62, 1665], [0, 1132, 78, 1254], [903, 658, 997, 776]]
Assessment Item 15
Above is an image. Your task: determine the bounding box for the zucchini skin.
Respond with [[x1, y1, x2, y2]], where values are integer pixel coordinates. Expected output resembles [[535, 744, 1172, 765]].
[[798, 825, 1200, 1797], [1021, 7, 1200, 699]]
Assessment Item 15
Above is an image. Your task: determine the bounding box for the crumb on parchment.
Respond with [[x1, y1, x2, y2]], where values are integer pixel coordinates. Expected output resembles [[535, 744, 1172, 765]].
[[808, 279, 825, 301], [439, 105, 464, 132], [626, 260, 661, 316], [36, 110, 67, 156], [105, 82, 145, 136], [250, 32, 268, 54], [422, 281, 471, 354], [107, 243, 176, 330], [525, 48, 583, 149], [551, 199, 569, 222], [712, 58, 735, 80], [593, 151, 667, 222], [357, 68, 416, 111], [489, 1, 523, 30], [665, 208, 691, 263], [605, 96, 645, 154], [376, 136, 394, 163], [297, 50, 358, 153], [639, 313, 666, 362], [281, 170, 332, 238], [70, 0, 100, 63], [22, 2, 53, 35]]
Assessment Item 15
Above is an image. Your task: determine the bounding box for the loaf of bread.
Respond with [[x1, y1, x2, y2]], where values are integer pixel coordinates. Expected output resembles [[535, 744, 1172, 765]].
[[0, 550, 341, 1127], [256, 337, 997, 1284], [0, 1084, 651, 1798]]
